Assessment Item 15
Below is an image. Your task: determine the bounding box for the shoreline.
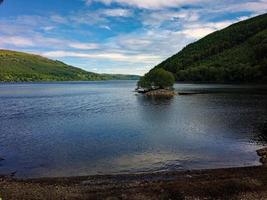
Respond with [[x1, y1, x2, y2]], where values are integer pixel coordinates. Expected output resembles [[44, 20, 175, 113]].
[[1, 165, 267, 199]]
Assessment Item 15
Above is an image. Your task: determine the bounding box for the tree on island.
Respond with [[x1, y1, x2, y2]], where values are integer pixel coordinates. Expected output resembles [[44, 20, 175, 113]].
[[137, 68, 175, 90]]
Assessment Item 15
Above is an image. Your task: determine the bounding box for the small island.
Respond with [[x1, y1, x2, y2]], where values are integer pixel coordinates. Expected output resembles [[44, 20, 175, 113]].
[[136, 68, 176, 97]]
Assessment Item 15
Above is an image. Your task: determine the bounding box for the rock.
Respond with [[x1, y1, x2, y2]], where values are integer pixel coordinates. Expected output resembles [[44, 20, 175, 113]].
[[260, 157, 267, 164], [257, 148, 267, 165], [144, 89, 176, 97], [0, 157, 4, 161], [257, 148, 267, 157], [10, 171, 17, 177]]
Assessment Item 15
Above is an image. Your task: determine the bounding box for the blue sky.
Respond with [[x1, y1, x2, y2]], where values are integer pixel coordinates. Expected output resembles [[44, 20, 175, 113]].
[[0, 0, 266, 75]]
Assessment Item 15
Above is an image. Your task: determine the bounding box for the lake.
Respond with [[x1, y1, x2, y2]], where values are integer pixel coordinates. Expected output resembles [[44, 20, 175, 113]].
[[0, 81, 267, 178]]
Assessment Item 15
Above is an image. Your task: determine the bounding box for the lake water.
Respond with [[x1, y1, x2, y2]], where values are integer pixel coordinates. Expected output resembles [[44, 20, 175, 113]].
[[0, 81, 267, 178]]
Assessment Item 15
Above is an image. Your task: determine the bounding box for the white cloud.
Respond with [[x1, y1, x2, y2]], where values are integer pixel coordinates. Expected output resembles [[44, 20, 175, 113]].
[[50, 15, 68, 24], [62, 8, 133, 27], [85, 0, 267, 14], [181, 20, 235, 38], [91, 66, 151, 75], [0, 36, 34, 47], [42, 26, 55, 31], [142, 10, 200, 28], [69, 42, 99, 50], [237, 16, 250, 21], [0, 34, 99, 51], [101, 8, 132, 17], [100, 25, 112, 30], [0, 15, 53, 35], [224, 0, 267, 14], [84, 0, 205, 9], [41, 50, 161, 63], [181, 27, 215, 39]]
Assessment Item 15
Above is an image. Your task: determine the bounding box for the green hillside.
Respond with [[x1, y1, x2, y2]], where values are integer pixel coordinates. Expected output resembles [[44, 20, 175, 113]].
[[0, 50, 139, 82], [151, 13, 267, 83], [102, 74, 140, 80]]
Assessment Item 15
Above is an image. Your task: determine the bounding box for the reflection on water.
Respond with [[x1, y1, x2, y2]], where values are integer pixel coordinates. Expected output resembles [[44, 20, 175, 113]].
[[138, 94, 175, 104], [0, 81, 267, 178]]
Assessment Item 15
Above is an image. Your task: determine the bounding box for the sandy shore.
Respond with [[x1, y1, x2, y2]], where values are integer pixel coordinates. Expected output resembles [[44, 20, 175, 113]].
[[1, 166, 267, 200]]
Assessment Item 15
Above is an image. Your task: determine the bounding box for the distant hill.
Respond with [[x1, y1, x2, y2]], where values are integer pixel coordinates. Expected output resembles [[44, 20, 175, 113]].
[[0, 50, 139, 82], [101, 74, 140, 80], [151, 13, 267, 83]]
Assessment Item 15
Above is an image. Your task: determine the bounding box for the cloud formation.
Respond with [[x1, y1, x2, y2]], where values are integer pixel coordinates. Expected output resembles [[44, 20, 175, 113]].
[[101, 8, 132, 17], [84, 0, 204, 9], [1, 0, 267, 74]]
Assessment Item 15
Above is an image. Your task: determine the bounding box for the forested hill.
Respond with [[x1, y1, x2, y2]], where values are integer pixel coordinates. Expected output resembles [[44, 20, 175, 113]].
[[153, 13, 267, 83], [0, 50, 139, 82]]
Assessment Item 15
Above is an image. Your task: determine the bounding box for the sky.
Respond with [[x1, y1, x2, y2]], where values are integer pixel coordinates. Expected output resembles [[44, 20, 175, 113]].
[[0, 0, 266, 75]]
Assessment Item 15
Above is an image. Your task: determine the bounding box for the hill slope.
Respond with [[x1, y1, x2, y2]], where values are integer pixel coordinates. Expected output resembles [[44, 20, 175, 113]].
[[0, 50, 139, 82], [101, 74, 140, 80], [152, 13, 267, 83]]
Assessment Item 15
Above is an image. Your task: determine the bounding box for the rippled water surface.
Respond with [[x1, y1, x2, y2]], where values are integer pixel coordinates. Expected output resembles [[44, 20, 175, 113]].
[[0, 81, 267, 178]]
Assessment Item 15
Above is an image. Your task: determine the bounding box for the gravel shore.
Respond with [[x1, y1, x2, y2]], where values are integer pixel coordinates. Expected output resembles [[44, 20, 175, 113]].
[[1, 166, 267, 200]]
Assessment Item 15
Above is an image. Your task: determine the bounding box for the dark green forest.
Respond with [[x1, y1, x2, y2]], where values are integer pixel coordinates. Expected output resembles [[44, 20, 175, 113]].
[[150, 13, 267, 83], [0, 50, 139, 82]]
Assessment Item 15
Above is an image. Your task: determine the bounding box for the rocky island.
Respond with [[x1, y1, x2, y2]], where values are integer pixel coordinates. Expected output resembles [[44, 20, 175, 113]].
[[136, 68, 176, 97], [144, 89, 177, 97]]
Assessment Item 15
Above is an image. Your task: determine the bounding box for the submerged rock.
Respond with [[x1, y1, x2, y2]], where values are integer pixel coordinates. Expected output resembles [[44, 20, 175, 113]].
[[260, 157, 267, 164], [144, 89, 176, 97], [257, 147, 267, 165], [257, 148, 267, 157]]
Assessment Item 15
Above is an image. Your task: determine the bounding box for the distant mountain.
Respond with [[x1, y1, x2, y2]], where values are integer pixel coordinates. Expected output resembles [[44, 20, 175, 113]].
[[0, 50, 140, 82], [101, 74, 140, 80], [150, 13, 267, 83]]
